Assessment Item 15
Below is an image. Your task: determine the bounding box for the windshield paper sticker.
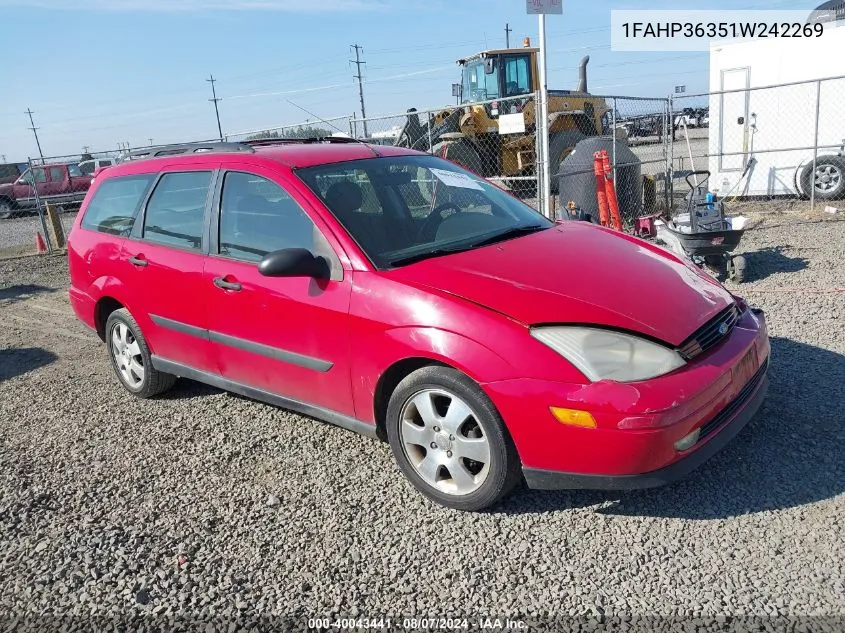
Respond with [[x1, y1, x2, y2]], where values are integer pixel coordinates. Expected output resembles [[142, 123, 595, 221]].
[[430, 168, 485, 191]]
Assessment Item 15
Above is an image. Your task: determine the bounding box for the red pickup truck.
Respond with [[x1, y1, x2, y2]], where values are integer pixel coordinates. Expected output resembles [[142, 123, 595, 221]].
[[0, 163, 92, 219]]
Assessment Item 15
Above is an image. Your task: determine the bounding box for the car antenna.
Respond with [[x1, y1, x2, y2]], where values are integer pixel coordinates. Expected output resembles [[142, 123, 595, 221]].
[[285, 100, 380, 156]]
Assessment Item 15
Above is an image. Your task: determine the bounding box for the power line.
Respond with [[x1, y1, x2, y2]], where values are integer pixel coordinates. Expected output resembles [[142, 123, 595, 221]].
[[207, 74, 223, 142], [350, 44, 368, 138]]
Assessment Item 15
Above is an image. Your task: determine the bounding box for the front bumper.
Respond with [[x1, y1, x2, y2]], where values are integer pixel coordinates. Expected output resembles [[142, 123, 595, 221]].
[[523, 364, 768, 490], [483, 307, 770, 489]]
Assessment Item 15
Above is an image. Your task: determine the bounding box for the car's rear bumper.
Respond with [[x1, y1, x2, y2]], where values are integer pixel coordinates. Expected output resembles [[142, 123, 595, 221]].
[[68, 286, 97, 332], [522, 368, 768, 490]]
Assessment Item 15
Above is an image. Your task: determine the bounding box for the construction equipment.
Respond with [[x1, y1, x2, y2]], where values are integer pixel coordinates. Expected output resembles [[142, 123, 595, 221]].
[[393, 38, 612, 194]]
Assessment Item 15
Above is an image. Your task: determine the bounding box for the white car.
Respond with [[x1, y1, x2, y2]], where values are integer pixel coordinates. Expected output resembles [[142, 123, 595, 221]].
[[77, 158, 116, 176]]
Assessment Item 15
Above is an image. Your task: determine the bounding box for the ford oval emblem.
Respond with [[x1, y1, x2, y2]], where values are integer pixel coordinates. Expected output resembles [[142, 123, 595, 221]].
[[718, 322, 730, 335]]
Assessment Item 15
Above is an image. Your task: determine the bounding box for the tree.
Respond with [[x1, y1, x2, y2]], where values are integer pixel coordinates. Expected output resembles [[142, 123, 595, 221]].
[[246, 125, 335, 141]]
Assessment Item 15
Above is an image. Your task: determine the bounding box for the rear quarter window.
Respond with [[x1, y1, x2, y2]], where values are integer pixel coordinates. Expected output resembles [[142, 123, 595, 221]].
[[81, 174, 155, 236], [0, 164, 21, 180]]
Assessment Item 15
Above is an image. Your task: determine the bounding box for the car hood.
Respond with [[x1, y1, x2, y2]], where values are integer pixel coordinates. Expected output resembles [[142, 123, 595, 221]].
[[388, 223, 734, 346]]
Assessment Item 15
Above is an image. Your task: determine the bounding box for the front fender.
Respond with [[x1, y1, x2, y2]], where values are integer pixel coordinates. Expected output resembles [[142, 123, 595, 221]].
[[351, 325, 520, 424]]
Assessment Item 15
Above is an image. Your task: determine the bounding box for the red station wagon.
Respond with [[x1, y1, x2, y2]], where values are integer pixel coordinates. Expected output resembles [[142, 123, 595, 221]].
[[67, 139, 769, 511]]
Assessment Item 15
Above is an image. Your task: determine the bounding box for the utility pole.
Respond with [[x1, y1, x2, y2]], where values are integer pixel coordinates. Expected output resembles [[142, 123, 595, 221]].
[[207, 74, 224, 142], [505, 23, 512, 48], [82, 145, 90, 154], [350, 44, 368, 138], [25, 108, 44, 160], [148, 138, 154, 146]]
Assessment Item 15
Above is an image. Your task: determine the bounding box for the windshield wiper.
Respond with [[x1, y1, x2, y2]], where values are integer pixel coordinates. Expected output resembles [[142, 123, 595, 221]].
[[469, 224, 548, 248], [389, 246, 472, 268]]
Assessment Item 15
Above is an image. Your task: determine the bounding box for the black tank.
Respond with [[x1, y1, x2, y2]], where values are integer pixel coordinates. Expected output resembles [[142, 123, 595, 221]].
[[557, 136, 642, 224]]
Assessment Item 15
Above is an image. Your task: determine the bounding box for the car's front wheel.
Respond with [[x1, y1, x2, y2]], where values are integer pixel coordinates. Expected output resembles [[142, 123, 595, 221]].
[[105, 308, 176, 398], [386, 366, 521, 511]]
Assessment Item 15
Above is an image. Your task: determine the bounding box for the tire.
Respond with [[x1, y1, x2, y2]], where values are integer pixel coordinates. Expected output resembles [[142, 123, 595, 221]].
[[433, 139, 484, 176], [105, 308, 176, 398], [799, 156, 845, 201], [386, 366, 521, 511], [549, 131, 586, 195], [704, 254, 727, 277], [0, 198, 15, 220], [728, 255, 747, 284]]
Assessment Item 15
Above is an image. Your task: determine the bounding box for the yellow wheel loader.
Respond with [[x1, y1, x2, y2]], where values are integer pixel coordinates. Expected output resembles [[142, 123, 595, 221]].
[[394, 39, 612, 194]]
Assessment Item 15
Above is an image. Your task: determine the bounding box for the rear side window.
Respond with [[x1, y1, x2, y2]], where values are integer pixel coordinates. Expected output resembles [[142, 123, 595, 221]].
[[142, 171, 212, 251], [49, 167, 65, 182], [81, 175, 155, 236], [0, 164, 20, 180]]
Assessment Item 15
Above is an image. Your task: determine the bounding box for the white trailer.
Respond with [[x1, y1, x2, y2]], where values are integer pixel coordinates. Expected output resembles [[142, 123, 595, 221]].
[[707, 24, 845, 200]]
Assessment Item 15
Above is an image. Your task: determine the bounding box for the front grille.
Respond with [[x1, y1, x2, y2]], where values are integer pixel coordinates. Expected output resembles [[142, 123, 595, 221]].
[[677, 305, 741, 360], [698, 360, 768, 441]]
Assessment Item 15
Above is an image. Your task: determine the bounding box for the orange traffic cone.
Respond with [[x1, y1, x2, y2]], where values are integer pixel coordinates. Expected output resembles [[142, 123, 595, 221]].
[[35, 231, 48, 254]]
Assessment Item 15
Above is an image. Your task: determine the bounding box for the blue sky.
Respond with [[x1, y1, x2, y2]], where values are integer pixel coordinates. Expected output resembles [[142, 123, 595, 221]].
[[0, 0, 820, 160]]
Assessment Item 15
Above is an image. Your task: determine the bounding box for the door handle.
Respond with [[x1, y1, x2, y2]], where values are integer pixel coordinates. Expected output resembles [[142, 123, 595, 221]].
[[128, 256, 148, 267], [213, 277, 242, 291]]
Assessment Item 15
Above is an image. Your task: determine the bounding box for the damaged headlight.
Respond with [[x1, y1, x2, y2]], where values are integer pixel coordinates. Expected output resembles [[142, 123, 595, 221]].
[[530, 326, 685, 383]]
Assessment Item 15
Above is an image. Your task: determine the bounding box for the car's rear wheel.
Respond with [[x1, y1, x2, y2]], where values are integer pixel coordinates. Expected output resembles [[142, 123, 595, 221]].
[[105, 308, 176, 398], [386, 366, 521, 511]]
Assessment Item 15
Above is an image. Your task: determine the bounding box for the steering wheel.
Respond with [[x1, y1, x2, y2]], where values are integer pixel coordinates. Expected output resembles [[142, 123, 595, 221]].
[[417, 202, 463, 242]]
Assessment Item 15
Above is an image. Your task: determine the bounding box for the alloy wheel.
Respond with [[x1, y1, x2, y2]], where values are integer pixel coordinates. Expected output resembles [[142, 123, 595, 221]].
[[111, 322, 144, 389], [398, 389, 491, 496], [815, 163, 842, 194]]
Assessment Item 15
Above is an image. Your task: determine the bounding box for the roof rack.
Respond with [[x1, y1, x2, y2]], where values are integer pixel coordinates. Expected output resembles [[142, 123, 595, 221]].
[[243, 136, 362, 146], [126, 142, 254, 161], [123, 136, 365, 162]]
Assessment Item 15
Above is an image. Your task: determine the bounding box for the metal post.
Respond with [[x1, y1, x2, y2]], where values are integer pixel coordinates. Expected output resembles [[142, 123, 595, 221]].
[[538, 13, 552, 218], [427, 111, 434, 154], [349, 114, 355, 139], [612, 97, 618, 194], [668, 95, 675, 209], [810, 80, 822, 212], [534, 91, 544, 215], [28, 158, 53, 254]]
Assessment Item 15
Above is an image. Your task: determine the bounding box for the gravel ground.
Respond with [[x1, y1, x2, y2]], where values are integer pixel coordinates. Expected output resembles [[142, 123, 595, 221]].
[[1, 216, 843, 632], [0, 211, 76, 254]]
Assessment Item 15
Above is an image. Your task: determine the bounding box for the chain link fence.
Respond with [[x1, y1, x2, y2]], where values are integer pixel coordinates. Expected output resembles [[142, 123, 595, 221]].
[[226, 116, 356, 144], [555, 95, 671, 227], [351, 92, 542, 207], [671, 75, 845, 216], [4, 77, 845, 257]]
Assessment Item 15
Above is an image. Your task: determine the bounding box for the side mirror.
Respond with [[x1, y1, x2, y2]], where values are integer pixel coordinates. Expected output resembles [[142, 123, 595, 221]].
[[484, 57, 496, 75], [258, 248, 329, 279]]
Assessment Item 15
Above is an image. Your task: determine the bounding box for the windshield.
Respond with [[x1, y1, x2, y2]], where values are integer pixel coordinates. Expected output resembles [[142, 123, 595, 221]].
[[461, 59, 499, 102], [296, 154, 552, 269]]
